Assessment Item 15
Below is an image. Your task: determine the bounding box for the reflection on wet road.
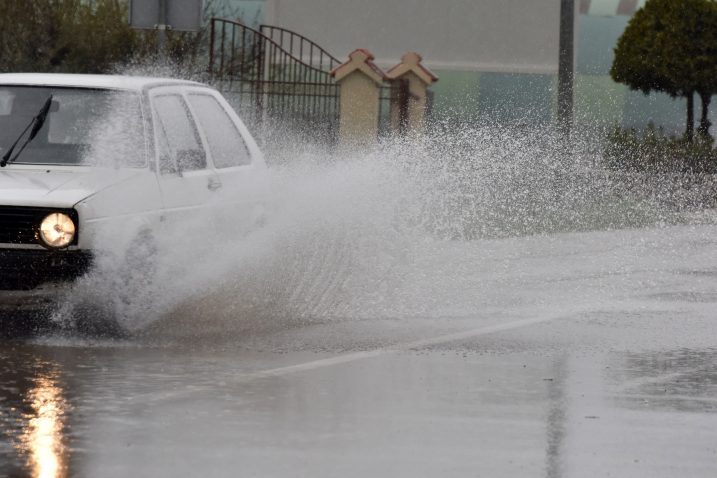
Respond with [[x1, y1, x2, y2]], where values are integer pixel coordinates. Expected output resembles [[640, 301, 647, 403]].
[[1, 355, 69, 478], [1, 224, 717, 477], [20, 371, 68, 478], [1, 343, 715, 477]]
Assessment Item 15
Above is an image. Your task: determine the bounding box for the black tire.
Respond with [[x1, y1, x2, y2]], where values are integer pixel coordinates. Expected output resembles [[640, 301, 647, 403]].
[[0, 309, 57, 339], [70, 230, 157, 338], [115, 230, 158, 329], [72, 300, 127, 338]]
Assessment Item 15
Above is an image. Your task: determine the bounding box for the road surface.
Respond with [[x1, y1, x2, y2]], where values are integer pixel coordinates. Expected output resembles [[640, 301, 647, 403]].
[[1, 224, 717, 477]]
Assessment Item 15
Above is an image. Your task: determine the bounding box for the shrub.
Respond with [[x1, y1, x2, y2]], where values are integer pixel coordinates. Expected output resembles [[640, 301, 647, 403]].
[[603, 124, 717, 174], [0, 0, 138, 73], [0, 0, 230, 76]]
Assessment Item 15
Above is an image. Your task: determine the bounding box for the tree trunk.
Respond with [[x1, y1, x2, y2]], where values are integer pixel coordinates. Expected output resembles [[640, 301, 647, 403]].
[[686, 91, 695, 142], [699, 91, 712, 139]]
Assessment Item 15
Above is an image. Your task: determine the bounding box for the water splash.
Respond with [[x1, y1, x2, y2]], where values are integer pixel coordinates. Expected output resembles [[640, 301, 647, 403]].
[[51, 121, 716, 337]]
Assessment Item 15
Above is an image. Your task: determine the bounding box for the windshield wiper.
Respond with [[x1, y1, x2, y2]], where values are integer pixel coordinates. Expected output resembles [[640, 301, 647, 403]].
[[0, 95, 53, 168]]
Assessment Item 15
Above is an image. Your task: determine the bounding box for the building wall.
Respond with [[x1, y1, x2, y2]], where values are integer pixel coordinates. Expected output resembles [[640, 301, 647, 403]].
[[430, 7, 707, 135], [265, 0, 561, 74]]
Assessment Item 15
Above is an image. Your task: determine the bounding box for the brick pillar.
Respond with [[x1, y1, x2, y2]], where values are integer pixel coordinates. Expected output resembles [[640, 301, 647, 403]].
[[331, 49, 387, 150], [386, 52, 438, 134]]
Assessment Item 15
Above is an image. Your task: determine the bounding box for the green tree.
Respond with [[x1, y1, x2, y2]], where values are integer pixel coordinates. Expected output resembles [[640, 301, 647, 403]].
[[693, 3, 717, 137], [0, 0, 138, 73], [611, 0, 717, 141], [0, 0, 226, 76]]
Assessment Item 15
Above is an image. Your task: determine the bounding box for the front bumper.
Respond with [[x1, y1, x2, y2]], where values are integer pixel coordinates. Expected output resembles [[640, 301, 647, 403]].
[[0, 282, 71, 313], [0, 248, 92, 291]]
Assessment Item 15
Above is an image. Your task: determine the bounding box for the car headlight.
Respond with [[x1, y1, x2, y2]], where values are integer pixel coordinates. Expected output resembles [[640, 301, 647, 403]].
[[39, 212, 76, 249]]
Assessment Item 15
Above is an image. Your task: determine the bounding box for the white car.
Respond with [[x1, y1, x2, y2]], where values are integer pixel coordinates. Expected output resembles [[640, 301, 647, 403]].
[[0, 73, 267, 319]]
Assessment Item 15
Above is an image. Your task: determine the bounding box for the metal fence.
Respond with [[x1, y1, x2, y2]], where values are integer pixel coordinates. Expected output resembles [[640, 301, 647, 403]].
[[208, 18, 341, 145]]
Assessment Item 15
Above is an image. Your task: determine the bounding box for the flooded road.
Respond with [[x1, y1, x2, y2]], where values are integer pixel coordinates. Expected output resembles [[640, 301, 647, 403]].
[[2, 223, 717, 477]]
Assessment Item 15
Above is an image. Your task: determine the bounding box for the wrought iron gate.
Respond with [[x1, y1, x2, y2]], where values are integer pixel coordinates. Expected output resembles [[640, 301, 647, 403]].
[[208, 18, 341, 145]]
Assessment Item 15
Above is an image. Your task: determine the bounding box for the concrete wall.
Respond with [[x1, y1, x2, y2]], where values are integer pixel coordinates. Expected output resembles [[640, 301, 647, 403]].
[[266, 0, 561, 74], [337, 72, 381, 147]]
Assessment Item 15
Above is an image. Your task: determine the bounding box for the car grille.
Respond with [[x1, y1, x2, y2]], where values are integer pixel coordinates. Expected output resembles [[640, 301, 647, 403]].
[[0, 206, 79, 246]]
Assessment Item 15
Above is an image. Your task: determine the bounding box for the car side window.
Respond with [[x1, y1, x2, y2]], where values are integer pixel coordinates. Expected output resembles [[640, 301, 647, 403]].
[[152, 94, 206, 172], [187, 94, 251, 168]]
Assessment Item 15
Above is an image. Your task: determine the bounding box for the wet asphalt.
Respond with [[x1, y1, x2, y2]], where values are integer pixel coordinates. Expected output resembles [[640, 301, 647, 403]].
[[1, 224, 717, 478]]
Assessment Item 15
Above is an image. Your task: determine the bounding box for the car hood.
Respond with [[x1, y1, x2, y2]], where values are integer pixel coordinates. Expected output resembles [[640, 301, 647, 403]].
[[0, 167, 144, 208]]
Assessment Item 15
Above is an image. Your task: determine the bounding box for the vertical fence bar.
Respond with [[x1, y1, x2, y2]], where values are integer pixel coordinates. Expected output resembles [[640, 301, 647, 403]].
[[219, 22, 227, 77], [229, 25, 237, 87], [208, 18, 216, 75]]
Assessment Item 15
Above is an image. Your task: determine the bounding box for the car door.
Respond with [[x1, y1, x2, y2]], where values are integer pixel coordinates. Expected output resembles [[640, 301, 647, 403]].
[[149, 87, 221, 216], [183, 88, 268, 232]]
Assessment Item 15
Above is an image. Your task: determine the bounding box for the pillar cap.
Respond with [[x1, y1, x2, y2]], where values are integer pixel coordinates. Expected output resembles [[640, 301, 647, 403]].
[[386, 52, 438, 85], [331, 49, 387, 86]]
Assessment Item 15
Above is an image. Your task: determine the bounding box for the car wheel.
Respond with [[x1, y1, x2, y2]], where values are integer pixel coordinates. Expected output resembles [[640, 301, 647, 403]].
[[0, 309, 56, 338], [115, 230, 158, 330], [72, 300, 127, 338], [71, 230, 157, 338]]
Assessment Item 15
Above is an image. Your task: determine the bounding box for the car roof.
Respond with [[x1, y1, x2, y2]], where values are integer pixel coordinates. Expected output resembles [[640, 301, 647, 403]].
[[0, 73, 204, 92]]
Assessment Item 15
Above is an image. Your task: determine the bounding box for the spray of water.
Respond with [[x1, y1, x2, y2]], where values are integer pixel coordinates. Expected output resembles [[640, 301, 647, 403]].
[[47, 85, 717, 338]]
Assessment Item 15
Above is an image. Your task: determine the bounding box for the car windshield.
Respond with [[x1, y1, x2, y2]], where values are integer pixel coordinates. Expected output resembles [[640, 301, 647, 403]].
[[0, 86, 145, 167]]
